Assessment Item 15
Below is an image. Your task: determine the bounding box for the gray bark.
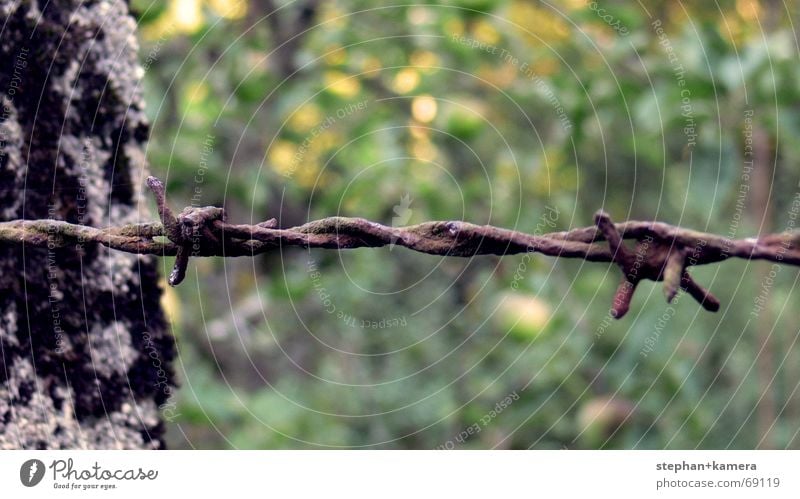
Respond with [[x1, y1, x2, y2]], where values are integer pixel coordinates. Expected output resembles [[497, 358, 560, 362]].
[[0, 0, 172, 449]]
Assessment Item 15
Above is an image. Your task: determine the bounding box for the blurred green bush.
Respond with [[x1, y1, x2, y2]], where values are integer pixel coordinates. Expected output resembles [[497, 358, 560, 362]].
[[132, 0, 800, 449]]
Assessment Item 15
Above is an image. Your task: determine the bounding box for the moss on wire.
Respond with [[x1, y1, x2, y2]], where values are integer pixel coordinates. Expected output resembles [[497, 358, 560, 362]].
[[1, 176, 799, 318]]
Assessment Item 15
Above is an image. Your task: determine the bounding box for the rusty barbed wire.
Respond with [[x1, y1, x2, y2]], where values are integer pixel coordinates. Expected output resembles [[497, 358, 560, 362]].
[[1, 176, 799, 318]]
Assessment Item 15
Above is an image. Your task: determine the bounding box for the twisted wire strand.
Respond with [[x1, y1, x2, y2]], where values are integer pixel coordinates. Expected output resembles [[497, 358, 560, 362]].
[[1, 176, 798, 318]]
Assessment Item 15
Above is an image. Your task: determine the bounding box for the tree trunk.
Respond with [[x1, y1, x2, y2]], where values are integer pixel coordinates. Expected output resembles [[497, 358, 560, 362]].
[[0, 0, 173, 449]]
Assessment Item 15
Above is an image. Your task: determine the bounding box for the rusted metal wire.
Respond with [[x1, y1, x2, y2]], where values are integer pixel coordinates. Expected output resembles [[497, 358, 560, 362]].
[[1, 176, 799, 318]]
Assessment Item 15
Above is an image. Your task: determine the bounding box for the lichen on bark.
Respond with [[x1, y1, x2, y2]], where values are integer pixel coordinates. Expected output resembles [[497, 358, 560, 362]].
[[0, 0, 173, 449]]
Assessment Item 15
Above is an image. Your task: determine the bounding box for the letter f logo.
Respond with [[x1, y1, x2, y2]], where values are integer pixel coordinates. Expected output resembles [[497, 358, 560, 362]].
[[20, 459, 45, 487]]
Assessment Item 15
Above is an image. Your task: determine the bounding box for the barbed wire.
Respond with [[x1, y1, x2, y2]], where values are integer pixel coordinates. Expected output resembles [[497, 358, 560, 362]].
[[1, 176, 799, 318]]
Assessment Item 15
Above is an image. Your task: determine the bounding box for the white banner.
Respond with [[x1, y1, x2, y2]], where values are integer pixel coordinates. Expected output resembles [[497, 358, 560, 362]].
[[1, 451, 797, 497]]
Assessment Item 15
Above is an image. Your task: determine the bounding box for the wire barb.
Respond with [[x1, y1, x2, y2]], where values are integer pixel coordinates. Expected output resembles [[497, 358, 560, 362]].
[[145, 176, 180, 242], [145, 176, 229, 286], [662, 249, 687, 303], [0, 176, 796, 318], [593, 210, 721, 317]]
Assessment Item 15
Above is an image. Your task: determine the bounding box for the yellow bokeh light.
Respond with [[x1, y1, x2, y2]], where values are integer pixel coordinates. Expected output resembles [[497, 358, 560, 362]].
[[497, 292, 551, 336], [268, 140, 297, 175], [185, 81, 209, 105], [407, 6, 434, 25], [392, 68, 420, 94], [288, 103, 323, 133], [443, 18, 465, 37], [411, 95, 437, 123], [315, 130, 340, 151], [530, 57, 559, 77], [410, 50, 439, 73], [508, 1, 570, 45], [361, 56, 382, 77], [324, 71, 361, 98], [207, 0, 247, 20], [140, 15, 177, 41], [477, 62, 516, 89], [324, 44, 347, 66], [736, 0, 761, 21], [411, 138, 438, 162], [159, 278, 181, 326], [409, 124, 429, 140], [296, 159, 322, 189], [473, 20, 500, 45], [320, 4, 347, 29], [722, 14, 744, 45], [170, 0, 204, 34], [563, 0, 586, 10]]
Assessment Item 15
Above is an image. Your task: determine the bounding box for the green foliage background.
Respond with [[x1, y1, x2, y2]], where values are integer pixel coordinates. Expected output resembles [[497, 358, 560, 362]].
[[133, 0, 800, 448]]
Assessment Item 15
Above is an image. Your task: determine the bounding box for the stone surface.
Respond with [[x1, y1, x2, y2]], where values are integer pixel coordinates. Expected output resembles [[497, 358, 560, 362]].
[[0, 0, 172, 449]]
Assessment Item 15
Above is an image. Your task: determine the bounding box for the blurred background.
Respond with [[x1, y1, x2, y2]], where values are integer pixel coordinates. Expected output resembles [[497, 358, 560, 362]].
[[131, 0, 800, 448]]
